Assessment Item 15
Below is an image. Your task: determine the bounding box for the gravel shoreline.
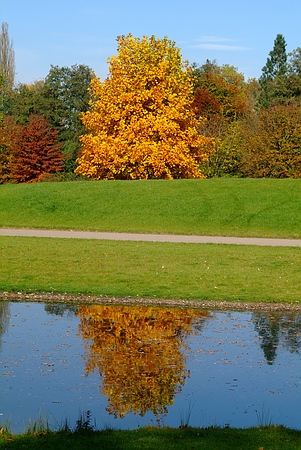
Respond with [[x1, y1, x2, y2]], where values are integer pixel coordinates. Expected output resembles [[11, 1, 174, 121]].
[[1, 291, 301, 312]]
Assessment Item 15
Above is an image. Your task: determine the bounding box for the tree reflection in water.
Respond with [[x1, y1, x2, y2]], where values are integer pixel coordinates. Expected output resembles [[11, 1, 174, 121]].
[[77, 305, 209, 418], [0, 302, 10, 348], [253, 312, 301, 365]]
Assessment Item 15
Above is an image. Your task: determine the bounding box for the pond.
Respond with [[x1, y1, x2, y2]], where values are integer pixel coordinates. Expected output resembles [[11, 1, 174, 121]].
[[1, 301, 301, 433]]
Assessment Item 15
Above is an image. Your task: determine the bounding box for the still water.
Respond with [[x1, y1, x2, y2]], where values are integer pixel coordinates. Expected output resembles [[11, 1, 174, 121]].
[[1, 301, 300, 433]]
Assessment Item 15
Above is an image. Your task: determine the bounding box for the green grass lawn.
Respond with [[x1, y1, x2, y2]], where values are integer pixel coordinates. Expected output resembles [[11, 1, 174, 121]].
[[1, 178, 301, 238], [1, 425, 301, 450], [1, 236, 301, 303], [1, 178, 301, 304]]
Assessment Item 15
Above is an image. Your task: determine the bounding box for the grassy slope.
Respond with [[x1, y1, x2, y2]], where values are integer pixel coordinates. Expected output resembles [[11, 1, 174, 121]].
[[1, 178, 301, 238], [1, 178, 301, 303]]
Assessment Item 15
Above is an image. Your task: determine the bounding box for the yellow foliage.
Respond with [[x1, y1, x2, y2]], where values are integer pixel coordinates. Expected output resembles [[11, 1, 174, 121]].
[[77, 305, 209, 418], [75, 35, 214, 179]]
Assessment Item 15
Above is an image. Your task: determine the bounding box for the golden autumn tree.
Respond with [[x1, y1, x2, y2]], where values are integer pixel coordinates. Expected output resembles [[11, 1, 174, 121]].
[[77, 305, 209, 418], [75, 34, 214, 179]]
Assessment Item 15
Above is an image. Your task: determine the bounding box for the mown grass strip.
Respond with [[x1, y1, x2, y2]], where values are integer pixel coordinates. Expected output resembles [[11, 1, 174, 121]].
[[1, 236, 301, 304], [1, 425, 301, 450], [1, 178, 301, 238]]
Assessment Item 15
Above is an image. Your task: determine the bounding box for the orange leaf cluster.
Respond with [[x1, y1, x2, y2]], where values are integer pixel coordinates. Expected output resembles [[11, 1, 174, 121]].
[[75, 35, 214, 180]]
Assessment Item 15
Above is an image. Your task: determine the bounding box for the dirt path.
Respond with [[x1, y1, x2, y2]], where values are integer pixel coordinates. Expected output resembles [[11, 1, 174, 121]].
[[1, 227, 301, 246]]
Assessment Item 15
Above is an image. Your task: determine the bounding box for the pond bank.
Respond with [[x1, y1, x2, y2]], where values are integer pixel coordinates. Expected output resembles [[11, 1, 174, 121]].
[[1, 291, 301, 312]]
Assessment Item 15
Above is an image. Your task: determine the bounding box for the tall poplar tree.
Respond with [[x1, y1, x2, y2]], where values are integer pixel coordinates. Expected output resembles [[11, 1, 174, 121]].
[[0, 22, 15, 90]]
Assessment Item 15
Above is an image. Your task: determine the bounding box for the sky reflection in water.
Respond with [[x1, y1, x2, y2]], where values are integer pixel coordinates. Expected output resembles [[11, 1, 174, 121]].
[[0, 301, 300, 433]]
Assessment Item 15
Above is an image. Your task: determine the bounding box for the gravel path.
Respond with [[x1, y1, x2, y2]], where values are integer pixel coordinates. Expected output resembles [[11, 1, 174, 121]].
[[1, 227, 301, 247]]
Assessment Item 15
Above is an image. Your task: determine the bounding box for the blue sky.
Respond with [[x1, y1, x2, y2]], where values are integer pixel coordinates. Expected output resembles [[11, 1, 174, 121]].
[[2, 0, 301, 84]]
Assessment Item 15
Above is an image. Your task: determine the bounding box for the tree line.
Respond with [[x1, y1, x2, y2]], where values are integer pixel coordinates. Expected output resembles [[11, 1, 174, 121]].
[[1, 25, 301, 183]]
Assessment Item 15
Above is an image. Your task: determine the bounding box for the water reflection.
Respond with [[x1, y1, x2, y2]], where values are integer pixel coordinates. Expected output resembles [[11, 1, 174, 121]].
[[253, 312, 301, 364], [44, 303, 78, 317], [77, 305, 209, 417], [1, 301, 301, 432], [0, 302, 10, 348]]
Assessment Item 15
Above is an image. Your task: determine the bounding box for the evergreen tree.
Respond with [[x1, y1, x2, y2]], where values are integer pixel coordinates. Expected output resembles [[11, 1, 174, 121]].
[[261, 34, 287, 79], [258, 34, 288, 107]]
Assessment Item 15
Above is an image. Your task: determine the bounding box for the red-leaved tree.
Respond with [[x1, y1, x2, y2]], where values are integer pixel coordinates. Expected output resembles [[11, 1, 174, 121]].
[[10, 114, 65, 183]]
